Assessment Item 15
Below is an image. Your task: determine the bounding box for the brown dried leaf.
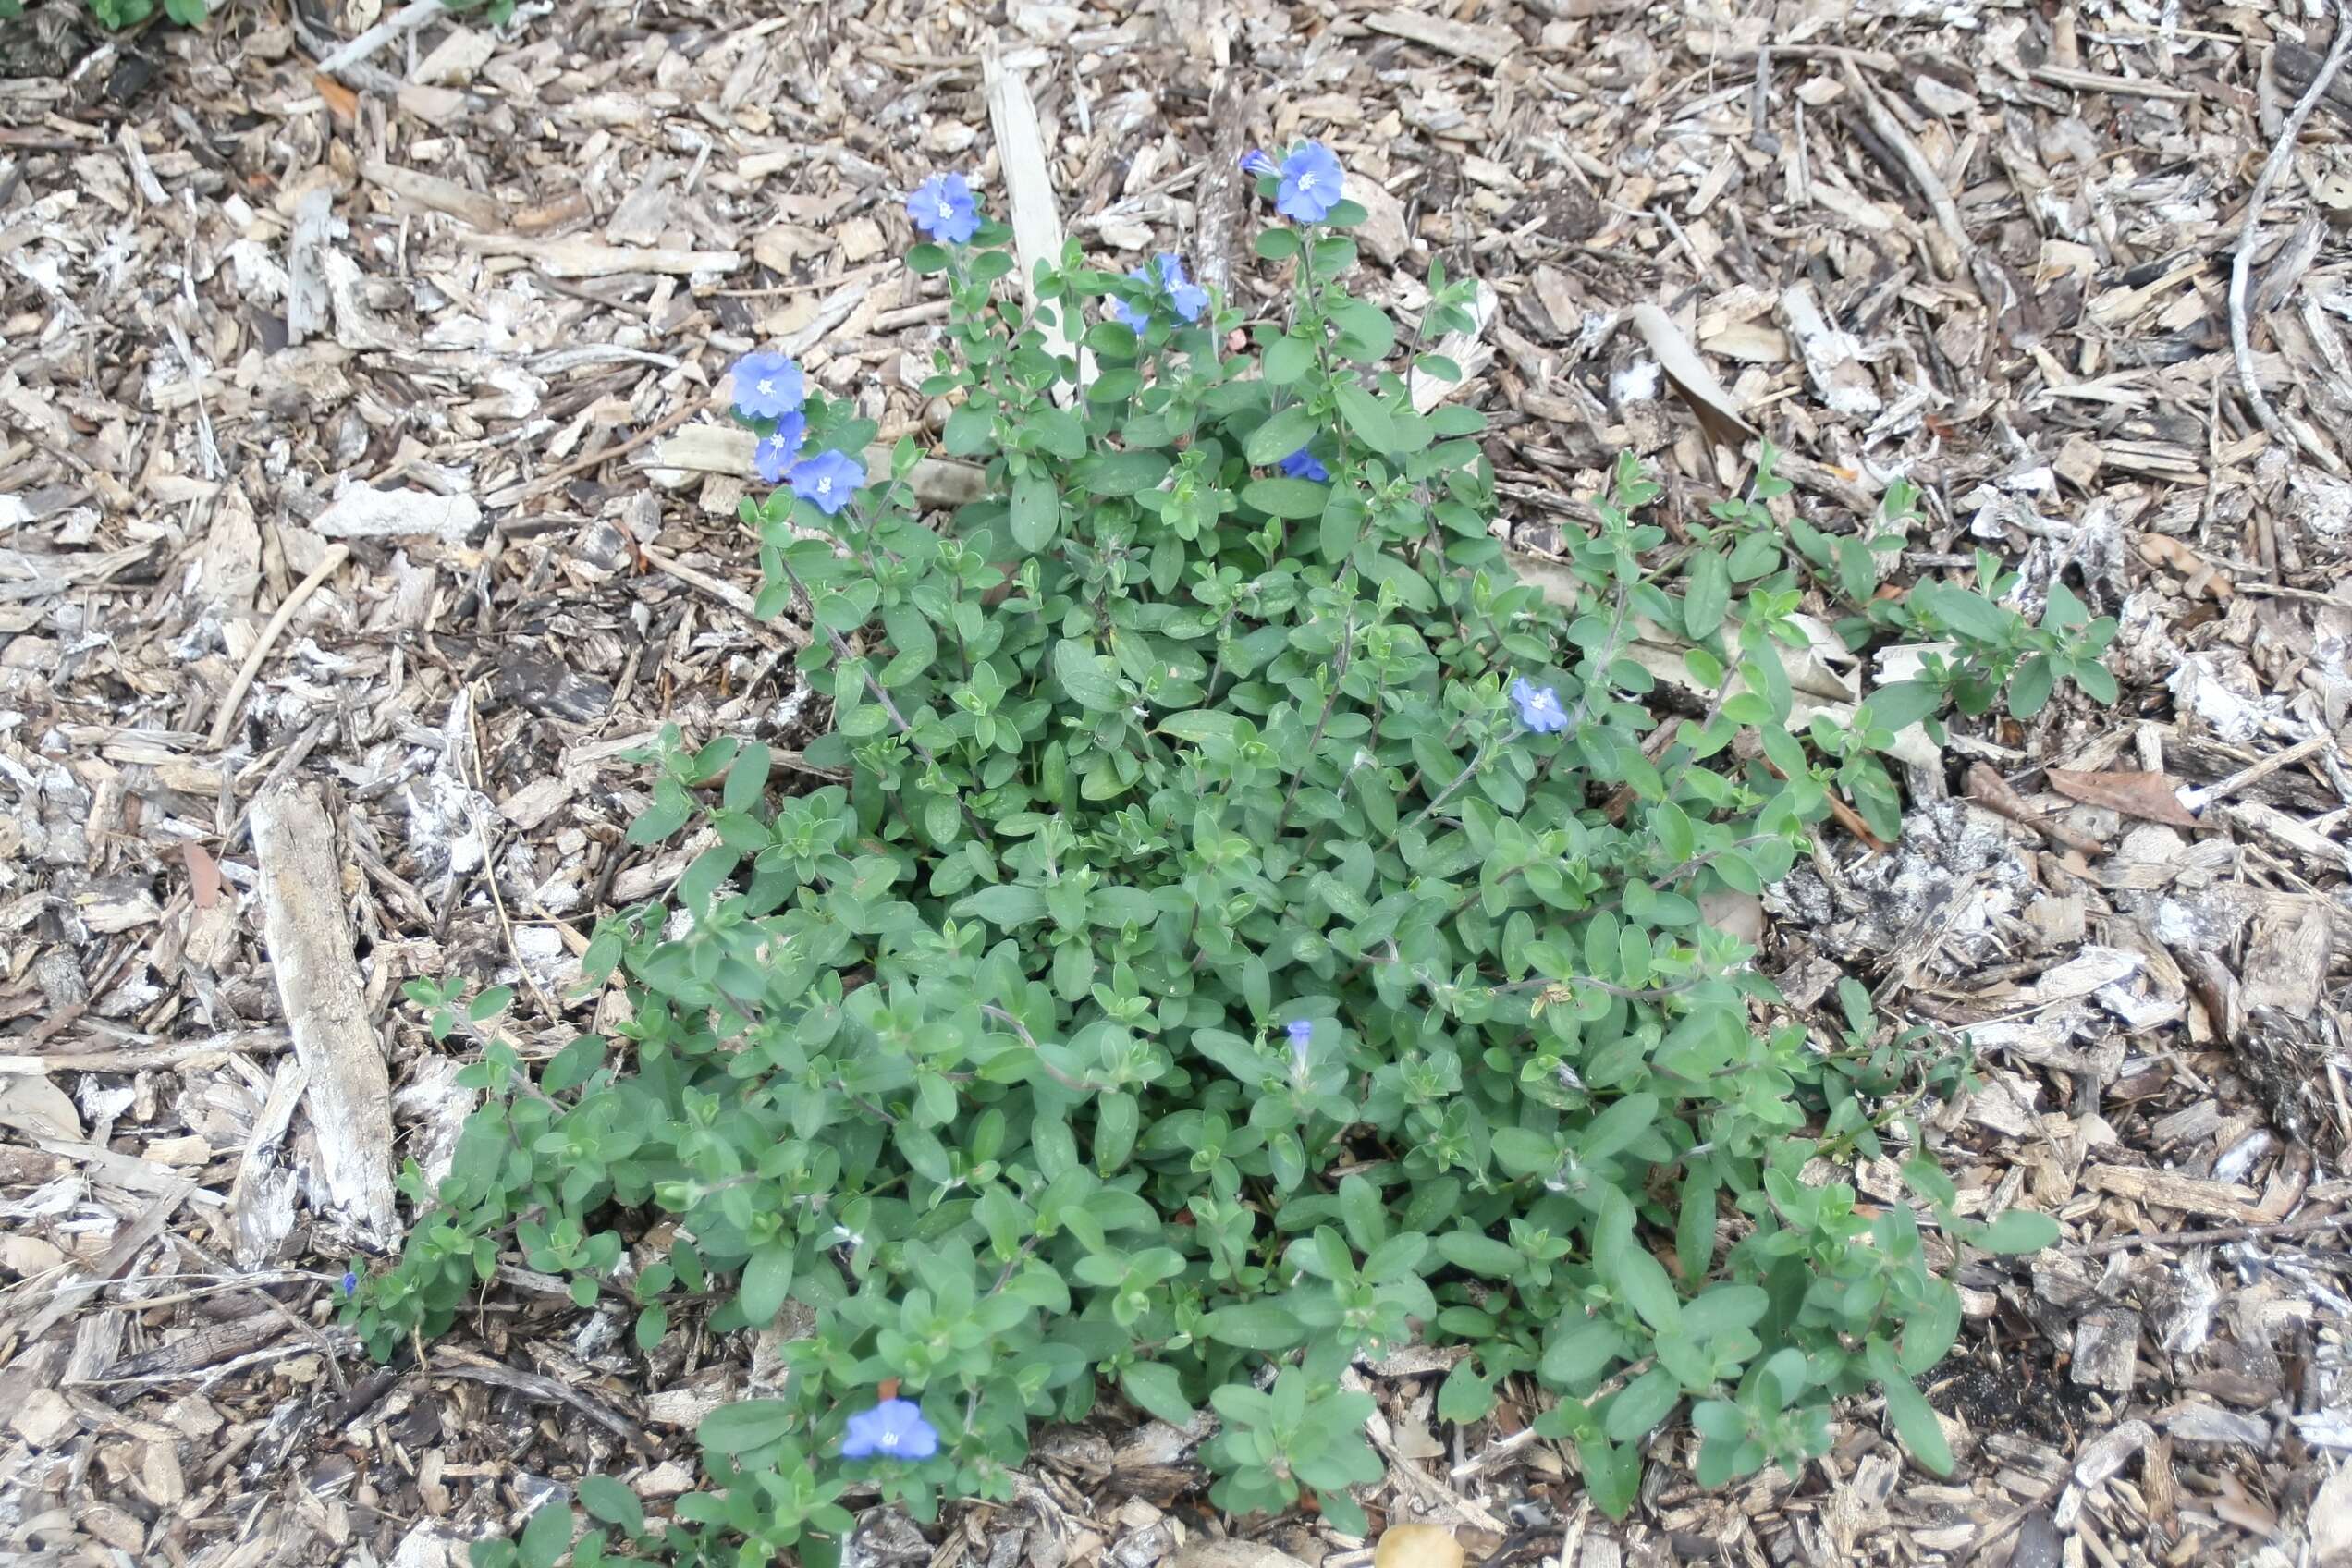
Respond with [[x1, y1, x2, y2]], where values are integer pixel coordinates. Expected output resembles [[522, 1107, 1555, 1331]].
[[1966, 763, 2107, 854], [2134, 533, 2236, 601], [312, 72, 360, 124], [2046, 768, 2200, 827], [183, 842, 223, 909]]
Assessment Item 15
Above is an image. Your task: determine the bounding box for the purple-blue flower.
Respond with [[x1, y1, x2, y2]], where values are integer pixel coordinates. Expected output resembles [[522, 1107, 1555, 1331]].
[[1240, 148, 1279, 178], [790, 448, 866, 516], [841, 1398, 938, 1460], [730, 351, 803, 422], [1511, 677, 1569, 734], [340, 1269, 359, 1295], [1277, 142, 1346, 224], [1286, 1019, 1312, 1074], [1113, 253, 1210, 331], [1279, 448, 1329, 483], [908, 173, 979, 245], [753, 412, 807, 484]]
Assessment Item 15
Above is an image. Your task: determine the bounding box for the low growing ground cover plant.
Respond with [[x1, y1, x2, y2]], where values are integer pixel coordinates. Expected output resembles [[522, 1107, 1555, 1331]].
[[351, 146, 2088, 1568]]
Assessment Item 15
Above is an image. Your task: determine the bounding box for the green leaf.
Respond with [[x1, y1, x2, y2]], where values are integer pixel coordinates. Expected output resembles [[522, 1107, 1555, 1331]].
[[721, 742, 770, 815], [1433, 1231, 1524, 1280], [698, 1398, 799, 1453], [1977, 1208, 2060, 1255], [1578, 1091, 1659, 1165], [1328, 300, 1396, 360], [2008, 654, 2054, 718], [1437, 1361, 1496, 1424], [1011, 473, 1060, 552], [738, 1241, 794, 1327], [1491, 1126, 1557, 1179], [1918, 582, 2014, 644], [1334, 384, 1397, 453], [1053, 639, 1122, 712], [1684, 551, 1731, 637], [1076, 450, 1170, 496], [1680, 1284, 1769, 1338], [1121, 1361, 1195, 1426], [577, 1476, 643, 1537], [1362, 1231, 1428, 1283], [1541, 1319, 1623, 1387], [1608, 1243, 1682, 1333], [1652, 800, 1695, 864], [952, 885, 1047, 925], [1868, 679, 1942, 731], [1264, 337, 1315, 385], [1578, 1436, 1642, 1518], [1158, 710, 1241, 745], [2072, 656, 2119, 704], [1241, 477, 1329, 519], [1255, 227, 1301, 261], [1868, 1340, 1954, 1475], [1203, 1301, 1307, 1350], [517, 1501, 571, 1568], [1603, 1367, 1680, 1441], [1244, 406, 1320, 467], [1901, 1280, 1964, 1374]]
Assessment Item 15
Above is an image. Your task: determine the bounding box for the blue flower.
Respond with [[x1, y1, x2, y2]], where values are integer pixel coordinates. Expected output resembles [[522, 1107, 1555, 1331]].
[[754, 411, 807, 484], [340, 1269, 359, 1295], [908, 173, 979, 245], [842, 1398, 938, 1460], [1277, 142, 1345, 224], [1511, 677, 1569, 734], [1114, 252, 1210, 331], [790, 448, 866, 516], [730, 351, 803, 422], [1286, 1019, 1312, 1074], [1240, 148, 1279, 178], [1279, 448, 1329, 483]]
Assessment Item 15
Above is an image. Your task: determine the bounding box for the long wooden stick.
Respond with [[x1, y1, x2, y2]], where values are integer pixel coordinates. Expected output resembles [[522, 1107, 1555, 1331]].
[[207, 545, 349, 750]]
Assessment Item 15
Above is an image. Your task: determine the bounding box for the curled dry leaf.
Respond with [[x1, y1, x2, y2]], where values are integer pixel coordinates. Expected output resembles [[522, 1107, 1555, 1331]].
[[2135, 533, 2235, 601], [1626, 303, 1756, 451], [1965, 763, 2107, 855], [1373, 1523, 1466, 1568], [2045, 768, 2201, 827]]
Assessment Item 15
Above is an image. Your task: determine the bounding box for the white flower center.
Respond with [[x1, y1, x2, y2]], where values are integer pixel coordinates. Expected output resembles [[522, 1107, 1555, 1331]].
[[815, 476, 832, 494], [878, 1429, 900, 1450], [1298, 173, 1317, 191]]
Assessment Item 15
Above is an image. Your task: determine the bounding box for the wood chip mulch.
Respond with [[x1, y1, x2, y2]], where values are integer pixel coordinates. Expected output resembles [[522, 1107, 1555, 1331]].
[[3, 0, 2351, 1564]]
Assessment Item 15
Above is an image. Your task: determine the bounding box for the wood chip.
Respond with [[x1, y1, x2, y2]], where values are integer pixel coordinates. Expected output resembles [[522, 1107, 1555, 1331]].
[[251, 785, 397, 1245], [1365, 10, 1519, 67], [456, 233, 742, 276]]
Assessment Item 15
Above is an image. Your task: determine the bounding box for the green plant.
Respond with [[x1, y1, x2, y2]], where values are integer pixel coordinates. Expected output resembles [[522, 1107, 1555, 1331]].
[[350, 147, 2067, 1566], [1774, 475, 2119, 723], [77, 0, 206, 27]]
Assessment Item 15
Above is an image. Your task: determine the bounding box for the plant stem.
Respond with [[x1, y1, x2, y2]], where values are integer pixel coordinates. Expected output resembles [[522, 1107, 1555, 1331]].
[[1386, 731, 1497, 850]]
